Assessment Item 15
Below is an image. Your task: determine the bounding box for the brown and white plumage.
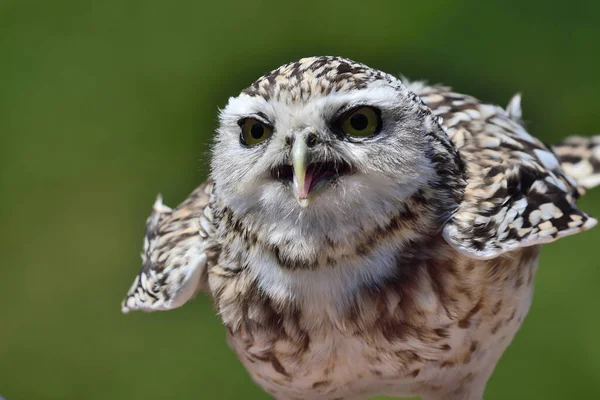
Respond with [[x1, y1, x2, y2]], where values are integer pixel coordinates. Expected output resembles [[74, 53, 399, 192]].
[[122, 57, 598, 399], [413, 85, 597, 259], [122, 182, 218, 313], [552, 135, 600, 190]]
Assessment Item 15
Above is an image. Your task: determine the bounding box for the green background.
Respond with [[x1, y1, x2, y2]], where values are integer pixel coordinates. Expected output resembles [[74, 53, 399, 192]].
[[1, 1, 599, 399]]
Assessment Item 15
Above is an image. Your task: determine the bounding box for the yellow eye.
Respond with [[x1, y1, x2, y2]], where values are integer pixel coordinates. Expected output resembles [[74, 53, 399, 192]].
[[340, 107, 381, 137], [240, 118, 273, 146]]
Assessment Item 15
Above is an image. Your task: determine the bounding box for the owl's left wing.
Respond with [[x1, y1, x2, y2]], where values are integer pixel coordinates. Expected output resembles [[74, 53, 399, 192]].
[[121, 180, 219, 313], [417, 87, 597, 260]]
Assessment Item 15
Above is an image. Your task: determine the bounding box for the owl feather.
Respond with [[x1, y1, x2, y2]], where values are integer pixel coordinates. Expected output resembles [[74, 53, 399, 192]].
[[121, 181, 218, 313]]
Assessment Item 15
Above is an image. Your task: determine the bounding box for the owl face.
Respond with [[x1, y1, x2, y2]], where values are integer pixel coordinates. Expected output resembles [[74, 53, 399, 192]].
[[211, 57, 456, 250]]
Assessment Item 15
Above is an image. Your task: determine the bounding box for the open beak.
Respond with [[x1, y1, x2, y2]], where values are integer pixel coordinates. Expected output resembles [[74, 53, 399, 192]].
[[292, 135, 310, 208], [274, 133, 351, 207]]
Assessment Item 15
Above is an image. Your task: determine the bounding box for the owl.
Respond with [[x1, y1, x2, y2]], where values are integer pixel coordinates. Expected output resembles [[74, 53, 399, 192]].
[[122, 57, 600, 400]]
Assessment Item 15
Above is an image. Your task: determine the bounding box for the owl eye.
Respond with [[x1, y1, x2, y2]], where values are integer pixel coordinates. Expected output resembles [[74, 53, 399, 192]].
[[339, 106, 381, 138], [240, 118, 273, 146]]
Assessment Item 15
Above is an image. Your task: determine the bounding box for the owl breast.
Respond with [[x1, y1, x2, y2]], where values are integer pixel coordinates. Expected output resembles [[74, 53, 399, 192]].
[[208, 236, 540, 400]]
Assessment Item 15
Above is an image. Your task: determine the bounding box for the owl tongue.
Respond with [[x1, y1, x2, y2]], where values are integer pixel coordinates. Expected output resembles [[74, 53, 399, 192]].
[[293, 163, 335, 201], [293, 167, 314, 200]]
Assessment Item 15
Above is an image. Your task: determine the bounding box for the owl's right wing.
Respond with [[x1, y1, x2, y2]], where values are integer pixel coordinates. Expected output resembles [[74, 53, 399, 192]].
[[121, 180, 219, 313]]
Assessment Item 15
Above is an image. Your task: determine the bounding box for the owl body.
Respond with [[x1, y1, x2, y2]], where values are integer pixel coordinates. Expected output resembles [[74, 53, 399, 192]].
[[212, 218, 538, 400], [122, 57, 600, 399]]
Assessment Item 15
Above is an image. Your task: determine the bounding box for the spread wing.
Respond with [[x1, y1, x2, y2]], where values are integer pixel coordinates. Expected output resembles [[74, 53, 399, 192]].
[[416, 86, 597, 259], [122, 180, 219, 313]]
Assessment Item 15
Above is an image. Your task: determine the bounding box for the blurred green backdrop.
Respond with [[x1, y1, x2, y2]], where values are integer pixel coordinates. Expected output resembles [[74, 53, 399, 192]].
[[1, 1, 599, 399]]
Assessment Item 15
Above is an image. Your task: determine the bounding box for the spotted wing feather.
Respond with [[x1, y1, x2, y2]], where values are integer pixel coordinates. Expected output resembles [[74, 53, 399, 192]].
[[414, 86, 597, 259], [122, 180, 218, 313], [552, 135, 600, 190]]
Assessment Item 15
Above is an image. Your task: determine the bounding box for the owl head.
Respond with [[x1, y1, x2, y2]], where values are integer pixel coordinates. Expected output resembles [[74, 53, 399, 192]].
[[210, 57, 464, 262]]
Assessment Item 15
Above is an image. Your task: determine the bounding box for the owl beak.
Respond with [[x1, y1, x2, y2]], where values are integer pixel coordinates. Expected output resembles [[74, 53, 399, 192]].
[[292, 135, 310, 208]]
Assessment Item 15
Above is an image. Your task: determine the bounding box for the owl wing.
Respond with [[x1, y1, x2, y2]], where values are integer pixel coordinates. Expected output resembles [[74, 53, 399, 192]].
[[417, 86, 597, 260], [121, 180, 219, 313]]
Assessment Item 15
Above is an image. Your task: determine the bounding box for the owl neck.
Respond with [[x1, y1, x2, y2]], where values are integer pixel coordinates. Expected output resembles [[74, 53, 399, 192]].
[[211, 188, 453, 313]]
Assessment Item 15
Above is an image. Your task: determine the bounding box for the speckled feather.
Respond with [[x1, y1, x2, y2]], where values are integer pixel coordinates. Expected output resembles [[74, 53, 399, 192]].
[[122, 182, 219, 313], [552, 135, 600, 190], [122, 57, 598, 400], [411, 84, 597, 259]]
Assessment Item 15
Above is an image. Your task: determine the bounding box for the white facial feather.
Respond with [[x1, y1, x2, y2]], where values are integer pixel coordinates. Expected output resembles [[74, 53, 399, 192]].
[[213, 83, 436, 236]]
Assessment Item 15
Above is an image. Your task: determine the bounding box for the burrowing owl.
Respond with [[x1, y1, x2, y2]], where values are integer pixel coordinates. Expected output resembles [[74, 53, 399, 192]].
[[122, 56, 599, 400]]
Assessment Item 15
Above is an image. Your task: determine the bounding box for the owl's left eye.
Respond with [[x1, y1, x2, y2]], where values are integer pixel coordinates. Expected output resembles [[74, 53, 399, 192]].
[[339, 106, 382, 138], [240, 118, 273, 146]]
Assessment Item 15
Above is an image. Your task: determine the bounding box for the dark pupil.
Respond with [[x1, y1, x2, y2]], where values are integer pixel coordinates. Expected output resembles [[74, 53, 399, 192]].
[[250, 123, 264, 139], [350, 113, 369, 131]]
